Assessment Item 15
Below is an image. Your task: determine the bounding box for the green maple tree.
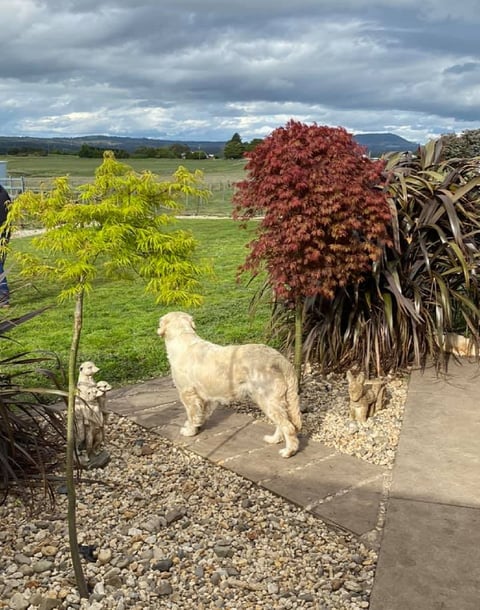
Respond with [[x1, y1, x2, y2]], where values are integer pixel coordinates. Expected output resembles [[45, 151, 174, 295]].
[[3, 150, 209, 597]]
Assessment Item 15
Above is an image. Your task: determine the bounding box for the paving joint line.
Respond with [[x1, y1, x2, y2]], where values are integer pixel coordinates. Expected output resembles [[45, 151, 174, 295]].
[[305, 472, 386, 512]]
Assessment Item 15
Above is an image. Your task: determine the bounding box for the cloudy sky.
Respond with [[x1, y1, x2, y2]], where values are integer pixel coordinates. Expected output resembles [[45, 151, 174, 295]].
[[1, 0, 479, 144]]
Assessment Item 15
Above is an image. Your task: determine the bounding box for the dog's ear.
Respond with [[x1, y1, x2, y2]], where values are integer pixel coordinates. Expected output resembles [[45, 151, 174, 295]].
[[158, 316, 167, 337]]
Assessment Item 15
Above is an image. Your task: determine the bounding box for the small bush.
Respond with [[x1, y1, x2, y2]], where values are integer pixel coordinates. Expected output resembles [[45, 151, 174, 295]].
[[0, 309, 66, 506]]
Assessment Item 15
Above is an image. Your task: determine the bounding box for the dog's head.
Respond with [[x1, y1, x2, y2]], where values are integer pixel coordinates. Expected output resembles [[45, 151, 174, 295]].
[[157, 311, 196, 339], [79, 361, 99, 377]]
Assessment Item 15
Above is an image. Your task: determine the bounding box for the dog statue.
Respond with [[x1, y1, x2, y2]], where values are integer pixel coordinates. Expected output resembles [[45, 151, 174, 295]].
[[158, 311, 302, 458], [346, 370, 386, 423]]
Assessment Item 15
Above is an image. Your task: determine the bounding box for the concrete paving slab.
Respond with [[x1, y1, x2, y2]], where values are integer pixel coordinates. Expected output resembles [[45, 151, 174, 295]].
[[263, 452, 384, 510], [155, 422, 183, 441], [121, 402, 184, 429], [391, 361, 480, 507], [370, 497, 480, 610], [108, 377, 180, 414], [179, 419, 271, 460], [200, 408, 254, 434], [224, 437, 338, 483], [310, 473, 385, 536], [370, 360, 480, 609], [165, 410, 255, 448]]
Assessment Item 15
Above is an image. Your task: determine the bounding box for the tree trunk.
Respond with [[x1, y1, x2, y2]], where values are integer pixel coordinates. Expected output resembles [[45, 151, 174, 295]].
[[66, 290, 88, 598], [294, 298, 304, 389]]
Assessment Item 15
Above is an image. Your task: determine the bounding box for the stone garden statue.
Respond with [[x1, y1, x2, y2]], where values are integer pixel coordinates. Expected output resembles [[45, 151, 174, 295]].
[[346, 370, 386, 423], [74, 361, 112, 468]]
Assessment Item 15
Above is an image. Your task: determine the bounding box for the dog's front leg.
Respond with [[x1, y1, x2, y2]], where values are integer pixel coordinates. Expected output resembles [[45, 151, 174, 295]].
[[179, 389, 206, 436]]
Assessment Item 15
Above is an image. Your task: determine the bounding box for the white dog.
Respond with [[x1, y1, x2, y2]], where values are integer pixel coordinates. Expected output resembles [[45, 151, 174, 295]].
[[157, 311, 302, 457]]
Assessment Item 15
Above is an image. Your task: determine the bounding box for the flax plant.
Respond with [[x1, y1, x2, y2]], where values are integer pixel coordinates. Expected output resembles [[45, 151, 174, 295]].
[[297, 139, 480, 375]]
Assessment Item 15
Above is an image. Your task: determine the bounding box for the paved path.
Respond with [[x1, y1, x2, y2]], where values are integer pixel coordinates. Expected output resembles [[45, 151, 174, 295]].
[[107, 360, 480, 609], [370, 359, 480, 610]]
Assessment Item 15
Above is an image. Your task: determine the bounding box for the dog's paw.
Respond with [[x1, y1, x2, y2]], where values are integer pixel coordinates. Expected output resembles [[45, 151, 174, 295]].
[[180, 425, 199, 437], [279, 447, 296, 458], [264, 433, 282, 445]]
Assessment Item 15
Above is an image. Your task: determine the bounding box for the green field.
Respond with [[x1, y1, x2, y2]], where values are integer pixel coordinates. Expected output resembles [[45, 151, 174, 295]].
[[3, 218, 269, 387], [2, 155, 247, 180], [1, 154, 247, 216], [0, 157, 269, 388]]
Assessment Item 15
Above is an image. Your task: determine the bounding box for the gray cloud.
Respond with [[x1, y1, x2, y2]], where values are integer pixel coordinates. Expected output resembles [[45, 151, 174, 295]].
[[0, 0, 479, 143]]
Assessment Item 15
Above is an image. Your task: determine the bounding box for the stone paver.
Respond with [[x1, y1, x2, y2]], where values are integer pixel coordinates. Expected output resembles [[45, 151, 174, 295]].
[[310, 473, 386, 537], [370, 498, 480, 610], [223, 435, 337, 483], [262, 451, 385, 536], [370, 360, 480, 610]]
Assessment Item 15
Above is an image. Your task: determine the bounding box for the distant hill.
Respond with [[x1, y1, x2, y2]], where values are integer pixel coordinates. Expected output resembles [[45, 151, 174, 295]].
[[0, 132, 419, 157], [354, 133, 419, 156], [0, 135, 226, 156]]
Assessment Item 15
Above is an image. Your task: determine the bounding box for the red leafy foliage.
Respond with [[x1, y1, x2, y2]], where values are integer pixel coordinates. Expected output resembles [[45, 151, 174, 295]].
[[233, 121, 392, 300]]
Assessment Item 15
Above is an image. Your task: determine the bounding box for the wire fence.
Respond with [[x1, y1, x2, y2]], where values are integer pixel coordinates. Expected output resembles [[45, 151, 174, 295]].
[[13, 177, 239, 217], [180, 181, 237, 216], [2, 176, 26, 199]]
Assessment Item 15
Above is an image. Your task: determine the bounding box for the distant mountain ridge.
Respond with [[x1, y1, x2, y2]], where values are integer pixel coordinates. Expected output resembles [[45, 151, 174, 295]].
[[0, 132, 419, 157], [354, 133, 419, 156]]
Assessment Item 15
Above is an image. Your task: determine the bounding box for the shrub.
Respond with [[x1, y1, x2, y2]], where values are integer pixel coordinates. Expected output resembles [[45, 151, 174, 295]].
[[233, 120, 391, 377], [298, 139, 480, 375], [0, 308, 66, 506], [233, 121, 391, 301]]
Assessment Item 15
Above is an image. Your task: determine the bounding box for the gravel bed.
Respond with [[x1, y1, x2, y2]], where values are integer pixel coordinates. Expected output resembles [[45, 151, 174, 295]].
[[233, 370, 409, 469], [0, 371, 408, 610]]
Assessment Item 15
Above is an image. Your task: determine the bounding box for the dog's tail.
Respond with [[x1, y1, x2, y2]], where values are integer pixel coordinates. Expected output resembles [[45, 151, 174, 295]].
[[283, 360, 302, 432]]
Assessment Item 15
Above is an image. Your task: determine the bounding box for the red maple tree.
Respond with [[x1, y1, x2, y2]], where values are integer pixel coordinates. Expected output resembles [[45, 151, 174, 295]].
[[233, 120, 392, 302]]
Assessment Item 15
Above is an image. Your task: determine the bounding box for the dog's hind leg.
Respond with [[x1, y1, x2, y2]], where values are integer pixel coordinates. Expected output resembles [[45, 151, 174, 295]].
[[272, 416, 299, 458], [267, 416, 298, 458], [279, 426, 299, 458], [255, 393, 300, 458], [264, 426, 284, 445], [179, 389, 207, 436]]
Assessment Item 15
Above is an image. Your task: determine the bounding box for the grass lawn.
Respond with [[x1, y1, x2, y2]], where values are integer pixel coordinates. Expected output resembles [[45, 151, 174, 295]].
[[2, 218, 270, 388]]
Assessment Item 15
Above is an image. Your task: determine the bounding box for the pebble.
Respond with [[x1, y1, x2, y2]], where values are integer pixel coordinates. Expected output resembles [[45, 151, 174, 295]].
[[0, 373, 408, 609]]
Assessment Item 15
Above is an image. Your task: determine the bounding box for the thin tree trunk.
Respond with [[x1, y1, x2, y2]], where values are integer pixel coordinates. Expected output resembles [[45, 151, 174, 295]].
[[294, 297, 303, 389], [66, 290, 88, 598]]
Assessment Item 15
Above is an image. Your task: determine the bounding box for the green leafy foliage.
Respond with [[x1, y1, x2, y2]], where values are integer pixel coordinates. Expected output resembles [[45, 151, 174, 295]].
[[441, 129, 480, 160], [3, 152, 210, 306], [223, 133, 246, 159]]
